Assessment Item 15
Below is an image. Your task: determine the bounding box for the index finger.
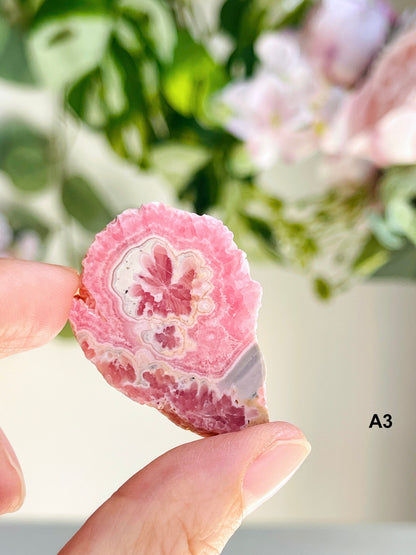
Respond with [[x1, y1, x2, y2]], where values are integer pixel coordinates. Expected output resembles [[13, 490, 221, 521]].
[[0, 260, 78, 513], [0, 259, 79, 358]]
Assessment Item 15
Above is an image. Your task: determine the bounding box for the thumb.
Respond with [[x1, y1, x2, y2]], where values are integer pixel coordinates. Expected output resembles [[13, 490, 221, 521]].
[[60, 422, 310, 554]]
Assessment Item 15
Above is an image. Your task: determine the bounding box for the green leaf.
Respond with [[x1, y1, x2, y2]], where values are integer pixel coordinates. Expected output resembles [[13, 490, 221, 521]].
[[67, 43, 130, 127], [227, 143, 257, 179], [0, 120, 50, 192], [6, 205, 49, 240], [369, 213, 404, 250], [372, 243, 416, 280], [178, 164, 220, 215], [163, 31, 227, 121], [221, 0, 265, 76], [109, 35, 145, 114], [105, 115, 148, 163], [66, 34, 151, 163], [33, 0, 112, 26], [4, 145, 49, 192], [314, 277, 331, 300], [28, 14, 112, 89], [62, 175, 113, 233], [352, 234, 390, 277], [221, 0, 315, 76], [0, 17, 8, 54], [101, 45, 129, 116], [220, 0, 254, 39], [379, 166, 416, 246], [240, 212, 281, 260], [264, 0, 316, 29], [149, 141, 211, 191], [221, 0, 314, 41], [67, 69, 107, 128], [118, 0, 176, 63], [107, 37, 151, 162], [0, 18, 35, 84]]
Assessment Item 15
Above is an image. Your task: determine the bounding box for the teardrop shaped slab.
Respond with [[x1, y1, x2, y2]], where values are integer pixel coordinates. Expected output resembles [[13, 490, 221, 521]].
[[69, 203, 268, 436]]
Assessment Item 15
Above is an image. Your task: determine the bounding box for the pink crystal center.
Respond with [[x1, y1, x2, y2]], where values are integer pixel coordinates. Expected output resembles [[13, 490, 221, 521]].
[[132, 244, 196, 318], [112, 238, 214, 356]]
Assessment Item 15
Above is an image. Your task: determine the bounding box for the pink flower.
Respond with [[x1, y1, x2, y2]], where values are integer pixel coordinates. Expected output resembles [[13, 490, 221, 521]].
[[323, 24, 416, 166], [305, 0, 395, 87]]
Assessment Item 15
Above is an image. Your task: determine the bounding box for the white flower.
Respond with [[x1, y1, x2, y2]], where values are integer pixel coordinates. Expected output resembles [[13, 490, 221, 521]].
[[220, 31, 338, 168], [220, 30, 346, 168], [221, 71, 317, 168], [255, 31, 313, 90]]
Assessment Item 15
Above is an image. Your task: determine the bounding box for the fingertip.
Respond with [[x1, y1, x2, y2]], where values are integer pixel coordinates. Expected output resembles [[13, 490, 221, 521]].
[[256, 420, 309, 443], [0, 260, 80, 356], [0, 428, 25, 515], [241, 425, 311, 515]]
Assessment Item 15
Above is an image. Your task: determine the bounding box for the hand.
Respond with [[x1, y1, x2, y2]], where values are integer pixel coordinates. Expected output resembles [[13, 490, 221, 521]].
[[0, 260, 311, 554]]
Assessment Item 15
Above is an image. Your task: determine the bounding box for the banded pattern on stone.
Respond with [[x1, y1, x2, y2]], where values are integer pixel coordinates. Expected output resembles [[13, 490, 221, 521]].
[[70, 203, 268, 436]]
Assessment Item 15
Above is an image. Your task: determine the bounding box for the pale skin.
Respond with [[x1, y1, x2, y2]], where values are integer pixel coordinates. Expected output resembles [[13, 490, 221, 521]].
[[0, 259, 311, 555]]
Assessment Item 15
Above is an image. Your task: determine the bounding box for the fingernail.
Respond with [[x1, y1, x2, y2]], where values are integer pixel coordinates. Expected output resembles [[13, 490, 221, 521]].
[[0, 428, 25, 513], [242, 439, 311, 515]]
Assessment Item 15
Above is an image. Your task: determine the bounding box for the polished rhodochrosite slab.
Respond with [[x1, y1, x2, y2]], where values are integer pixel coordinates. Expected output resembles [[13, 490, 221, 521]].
[[69, 203, 268, 435]]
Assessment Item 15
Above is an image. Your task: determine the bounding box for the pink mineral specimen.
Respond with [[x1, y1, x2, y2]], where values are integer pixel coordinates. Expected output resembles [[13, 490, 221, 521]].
[[69, 203, 268, 436]]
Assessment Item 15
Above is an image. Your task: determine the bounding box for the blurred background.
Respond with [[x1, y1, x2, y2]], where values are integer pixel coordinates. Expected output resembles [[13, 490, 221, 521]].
[[0, 0, 416, 532]]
